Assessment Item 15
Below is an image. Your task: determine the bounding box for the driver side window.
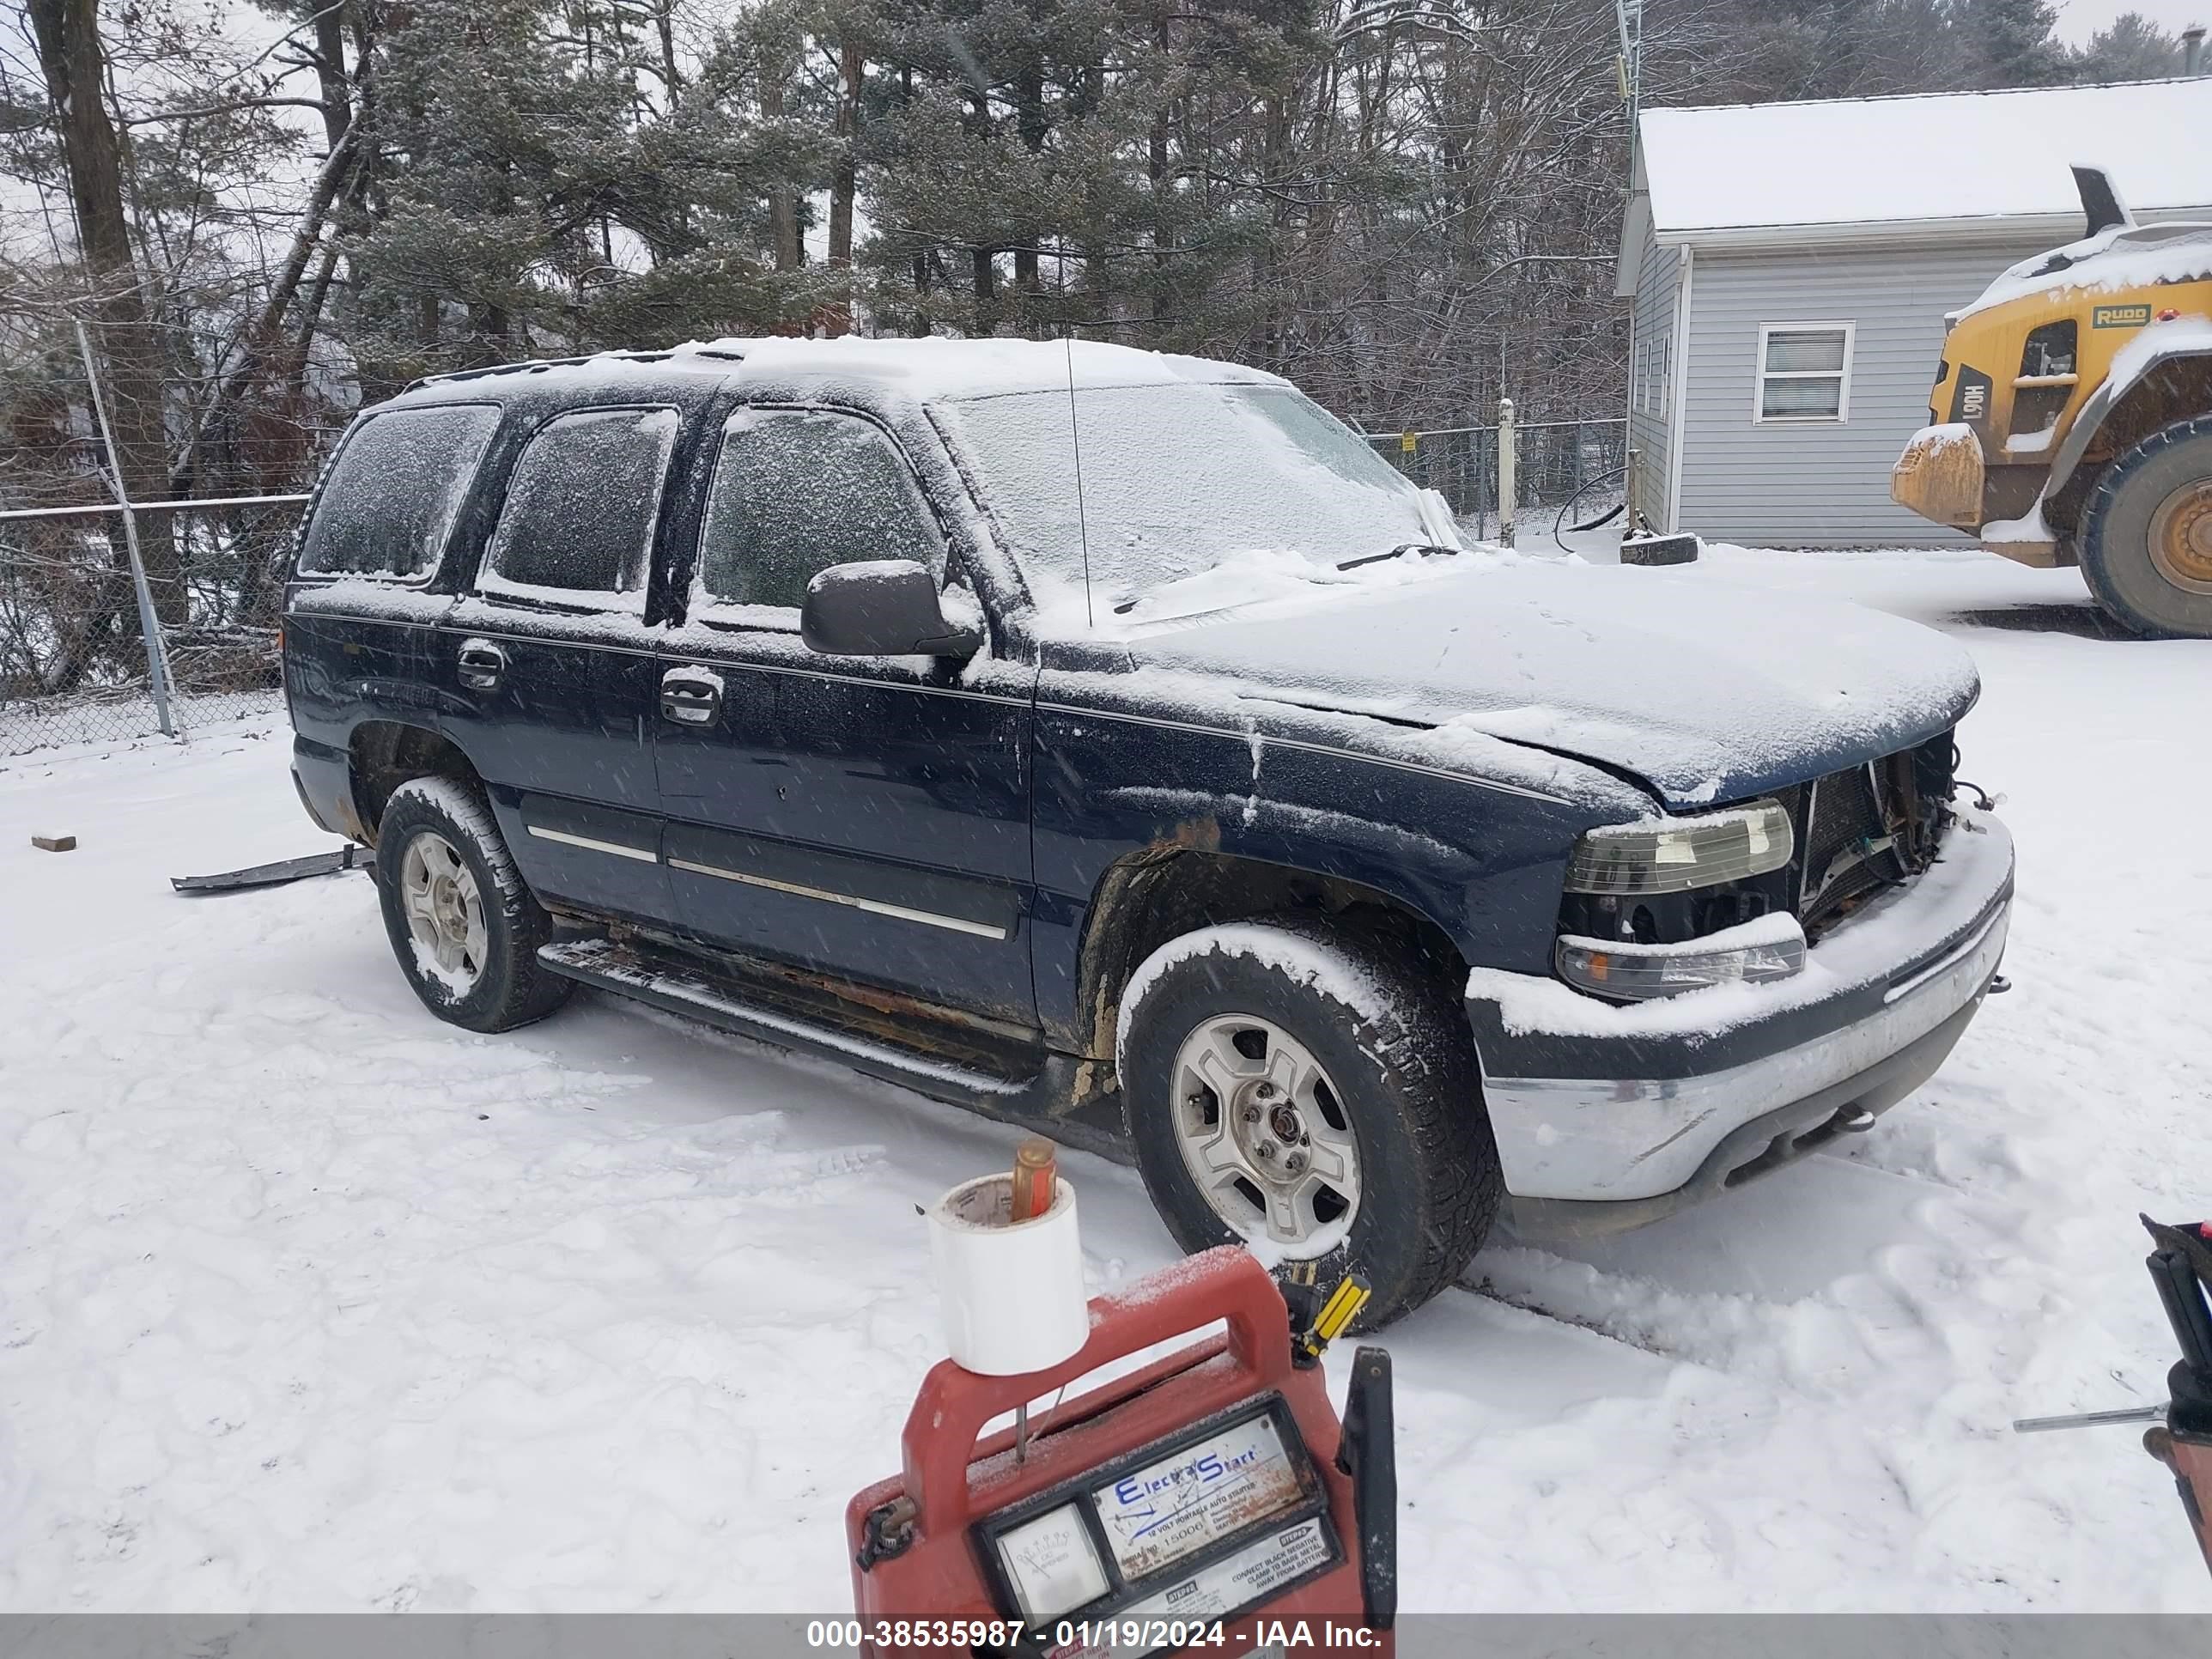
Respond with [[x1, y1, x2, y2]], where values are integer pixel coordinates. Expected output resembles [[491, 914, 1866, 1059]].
[[695, 409, 943, 615]]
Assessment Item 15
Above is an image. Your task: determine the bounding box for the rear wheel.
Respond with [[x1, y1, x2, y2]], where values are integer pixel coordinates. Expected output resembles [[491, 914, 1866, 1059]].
[[2080, 416, 2212, 639], [375, 776, 573, 1033], [1115, 916, 1502, 1329]]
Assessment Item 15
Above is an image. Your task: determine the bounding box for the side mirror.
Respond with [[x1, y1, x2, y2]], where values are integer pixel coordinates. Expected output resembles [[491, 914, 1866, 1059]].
[[801, 560, 982, 658]]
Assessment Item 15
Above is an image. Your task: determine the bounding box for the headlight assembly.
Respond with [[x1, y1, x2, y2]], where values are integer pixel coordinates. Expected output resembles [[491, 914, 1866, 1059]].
[[1557, 915, 1808, 1001], [1563, 800, 1794, 896]]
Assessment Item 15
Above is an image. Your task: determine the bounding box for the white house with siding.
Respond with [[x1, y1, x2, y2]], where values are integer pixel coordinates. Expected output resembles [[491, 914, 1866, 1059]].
[[1615, 77, 2212, 547]]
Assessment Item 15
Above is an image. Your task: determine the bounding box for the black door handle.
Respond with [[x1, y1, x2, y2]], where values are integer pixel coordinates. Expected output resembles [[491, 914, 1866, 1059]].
[[659, 666, 723, 726], [457, 638, 507, 690]]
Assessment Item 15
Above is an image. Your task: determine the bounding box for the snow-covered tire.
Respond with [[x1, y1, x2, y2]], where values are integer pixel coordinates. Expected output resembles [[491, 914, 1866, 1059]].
[[374, 776, 573, 1034], [1115, 915, 1501, 1330], [2080, 416, 2212, 639]]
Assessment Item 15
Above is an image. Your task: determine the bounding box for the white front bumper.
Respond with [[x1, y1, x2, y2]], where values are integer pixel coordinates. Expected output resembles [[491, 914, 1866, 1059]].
[[1469, 811, 2014, 1205]]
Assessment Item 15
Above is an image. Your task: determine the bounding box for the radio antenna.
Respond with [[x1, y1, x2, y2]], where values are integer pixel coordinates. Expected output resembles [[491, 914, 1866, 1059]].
[[1063, 330, 1096, 629]]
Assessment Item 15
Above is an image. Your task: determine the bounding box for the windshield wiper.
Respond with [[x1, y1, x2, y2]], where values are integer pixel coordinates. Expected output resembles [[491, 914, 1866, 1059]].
[[1335, 543, 1461, 572]]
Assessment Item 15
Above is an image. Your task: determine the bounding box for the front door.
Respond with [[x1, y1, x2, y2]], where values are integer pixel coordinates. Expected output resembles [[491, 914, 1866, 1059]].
[[653, 406, 1036, 1026], [438, 405, 680, 927]]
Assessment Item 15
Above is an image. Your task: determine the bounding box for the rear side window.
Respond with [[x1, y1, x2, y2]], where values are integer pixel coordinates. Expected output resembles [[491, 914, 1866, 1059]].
[[478, 406, 680, 611], [296, 404, 499, 579], [696, 409, 942, 616]]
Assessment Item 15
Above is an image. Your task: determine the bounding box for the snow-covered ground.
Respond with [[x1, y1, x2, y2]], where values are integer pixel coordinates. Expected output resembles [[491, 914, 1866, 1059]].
[[2, 545, 2207, 1613]]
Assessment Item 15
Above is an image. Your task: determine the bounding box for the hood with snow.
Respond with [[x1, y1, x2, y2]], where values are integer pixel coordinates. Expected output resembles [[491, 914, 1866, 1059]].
[[1115, 561, 1980, 811]]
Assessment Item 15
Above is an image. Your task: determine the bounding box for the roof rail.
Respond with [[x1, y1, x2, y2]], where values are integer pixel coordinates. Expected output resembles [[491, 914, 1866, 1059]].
[[400, 346, 733, 394]]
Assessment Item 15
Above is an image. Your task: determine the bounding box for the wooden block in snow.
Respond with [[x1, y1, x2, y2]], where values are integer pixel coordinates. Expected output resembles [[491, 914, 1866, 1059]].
[[31, 833, 76, 852]]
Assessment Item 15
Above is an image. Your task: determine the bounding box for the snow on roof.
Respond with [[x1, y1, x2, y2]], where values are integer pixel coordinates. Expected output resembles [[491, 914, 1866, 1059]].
[[1957, 221, 2212, 318], [1641, 78, 2212, 240], [675, 335, 1285, 399], [404, 337, 1284, 406]]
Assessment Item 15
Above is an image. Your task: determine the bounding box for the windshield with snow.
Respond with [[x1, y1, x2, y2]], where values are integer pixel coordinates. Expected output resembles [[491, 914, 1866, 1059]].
[[935, 382, 1450, 623]]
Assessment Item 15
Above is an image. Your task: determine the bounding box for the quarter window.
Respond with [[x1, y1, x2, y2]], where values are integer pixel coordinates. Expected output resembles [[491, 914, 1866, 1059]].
[[479, 406, 680, 609], [1754, 323, 1853, 422], [297, 404, 499, 579], [694, 409, 942, 616]]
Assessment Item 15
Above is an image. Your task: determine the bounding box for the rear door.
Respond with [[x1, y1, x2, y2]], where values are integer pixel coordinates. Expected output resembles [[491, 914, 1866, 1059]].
[[436, 405, 680, 927], [653, 406, 1037, 1024]]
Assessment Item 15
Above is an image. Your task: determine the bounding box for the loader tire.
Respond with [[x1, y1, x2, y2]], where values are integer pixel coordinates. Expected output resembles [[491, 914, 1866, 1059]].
[[2080, 416, 2212, 639]]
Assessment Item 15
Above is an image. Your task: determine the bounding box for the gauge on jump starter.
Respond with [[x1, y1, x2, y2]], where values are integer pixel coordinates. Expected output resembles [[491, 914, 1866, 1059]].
[[994, 1502, 1113, 1621]]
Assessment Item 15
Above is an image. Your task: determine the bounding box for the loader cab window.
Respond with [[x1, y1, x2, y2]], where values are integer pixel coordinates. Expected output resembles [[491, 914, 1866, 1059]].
[[296, 404, 500, 580]]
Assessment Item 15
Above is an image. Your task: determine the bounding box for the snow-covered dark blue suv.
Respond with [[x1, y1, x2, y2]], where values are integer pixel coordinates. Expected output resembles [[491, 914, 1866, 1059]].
[[283, 338, 2014, 1326]]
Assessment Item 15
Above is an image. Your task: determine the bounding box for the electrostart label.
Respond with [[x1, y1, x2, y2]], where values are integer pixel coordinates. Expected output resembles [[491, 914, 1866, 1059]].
[[1091, 1413, 1304, 1578], [2093, 303, 2153, 329]]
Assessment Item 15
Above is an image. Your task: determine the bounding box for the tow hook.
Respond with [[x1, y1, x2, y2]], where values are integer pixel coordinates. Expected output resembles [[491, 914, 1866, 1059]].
[[1835, 1108, 1878, 1134], [1988, 974, 2012, 994]]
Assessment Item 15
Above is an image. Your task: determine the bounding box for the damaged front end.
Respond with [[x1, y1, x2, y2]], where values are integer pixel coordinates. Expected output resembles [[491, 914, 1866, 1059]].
[[1552, 730, 1961, 1003], [1469, 727, 2011, 1227]]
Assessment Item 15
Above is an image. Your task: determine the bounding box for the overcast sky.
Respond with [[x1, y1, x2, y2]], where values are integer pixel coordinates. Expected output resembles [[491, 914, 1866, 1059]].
[[2052, 0, 2208, 42]]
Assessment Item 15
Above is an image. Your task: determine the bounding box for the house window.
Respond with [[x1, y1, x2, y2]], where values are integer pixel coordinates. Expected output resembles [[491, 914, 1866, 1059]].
[[1754, 323, 1853, 422]]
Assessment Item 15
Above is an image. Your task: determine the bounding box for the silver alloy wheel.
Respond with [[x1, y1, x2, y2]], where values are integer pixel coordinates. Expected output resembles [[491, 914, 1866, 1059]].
[[1169, 1012, 1361, 1255], [398, 830, 489, 988]]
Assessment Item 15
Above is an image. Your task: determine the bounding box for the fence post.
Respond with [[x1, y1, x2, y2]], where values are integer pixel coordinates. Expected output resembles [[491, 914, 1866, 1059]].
[[1497, 397, 1516, 549], [74, 319, 175, 738]]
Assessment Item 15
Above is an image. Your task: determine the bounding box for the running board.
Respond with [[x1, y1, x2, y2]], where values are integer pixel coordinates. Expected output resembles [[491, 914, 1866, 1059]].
[[173, 843, 374, 894], [536, 938, 1127, 1159]]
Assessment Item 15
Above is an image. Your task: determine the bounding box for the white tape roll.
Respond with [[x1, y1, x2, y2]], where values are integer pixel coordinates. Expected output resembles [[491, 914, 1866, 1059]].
[[927, 1173, 1090, 1376]]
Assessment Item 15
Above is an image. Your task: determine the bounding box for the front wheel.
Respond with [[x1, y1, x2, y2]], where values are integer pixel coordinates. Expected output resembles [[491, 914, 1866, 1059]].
[[375, 776, 573, 1033], [2080, 415, 2212, 638], [1115, 916, 1502, 1329]]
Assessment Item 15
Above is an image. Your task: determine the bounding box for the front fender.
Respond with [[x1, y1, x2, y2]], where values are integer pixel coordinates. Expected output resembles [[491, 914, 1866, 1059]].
[[1027, 694, 1644, 1053]]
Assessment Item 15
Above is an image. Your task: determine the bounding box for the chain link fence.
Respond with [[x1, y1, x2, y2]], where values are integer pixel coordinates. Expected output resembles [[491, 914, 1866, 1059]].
[[1368, 416, 1627, 545], [1, 495, 307, 758], [1, 318, 325, 759]]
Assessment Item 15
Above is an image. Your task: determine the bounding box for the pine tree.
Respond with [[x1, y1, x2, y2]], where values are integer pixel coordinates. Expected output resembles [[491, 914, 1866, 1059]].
[[2070, 12, 2188, 82], [342, 0, 817, 385], [1959, 0, 2069, 88]]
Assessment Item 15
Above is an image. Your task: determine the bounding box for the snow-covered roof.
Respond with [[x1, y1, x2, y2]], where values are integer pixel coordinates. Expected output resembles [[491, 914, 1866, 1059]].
[[404, 337, 1284, 406], [1638, 77, 2212, 246], [680, 336, 1285, 399]]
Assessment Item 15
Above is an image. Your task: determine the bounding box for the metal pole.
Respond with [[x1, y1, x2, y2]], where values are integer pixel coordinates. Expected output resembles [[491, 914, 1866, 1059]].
[[2012, 1403, 2167, 1435], [0, 492, 309, 524], [1498, 398, 1517, 549], [74, 319, 176, 738]]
